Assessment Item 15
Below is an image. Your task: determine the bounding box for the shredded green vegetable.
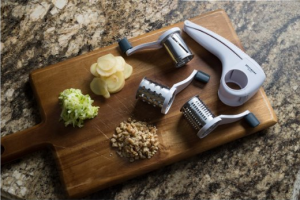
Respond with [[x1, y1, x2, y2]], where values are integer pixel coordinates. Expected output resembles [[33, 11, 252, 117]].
[[58, 88, 99, 128]]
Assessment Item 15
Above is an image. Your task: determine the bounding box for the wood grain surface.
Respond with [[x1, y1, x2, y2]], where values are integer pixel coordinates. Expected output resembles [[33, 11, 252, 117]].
[[1, 10, 277, 198]]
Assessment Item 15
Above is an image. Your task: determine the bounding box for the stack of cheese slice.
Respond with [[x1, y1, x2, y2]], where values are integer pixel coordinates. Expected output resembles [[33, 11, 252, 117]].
[[90, 54, 133, 98]]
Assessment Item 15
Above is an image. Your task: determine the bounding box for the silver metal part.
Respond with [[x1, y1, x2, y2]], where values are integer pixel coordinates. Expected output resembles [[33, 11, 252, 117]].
[[136, 78, 172, 108], [181, 95, 254, 138], [180, 96, 216, 131], [136, 70, 200, 114], [162, 32, 194, 68], [123, 28, 194, 68]]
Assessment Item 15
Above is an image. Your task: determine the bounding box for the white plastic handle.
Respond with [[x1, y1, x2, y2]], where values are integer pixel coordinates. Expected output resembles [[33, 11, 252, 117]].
[[161, 69, 198, 114], [172, 70, 198, 95], [184, 20, 247, 62], [218, 110, 250, 125], [126, 41, 162, 56], [184, 20, 266, 107], [197, 110, 251, 138]]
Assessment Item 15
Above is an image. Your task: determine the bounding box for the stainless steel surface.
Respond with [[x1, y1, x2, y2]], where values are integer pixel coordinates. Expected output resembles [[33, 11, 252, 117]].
[[180, 96, 215, 130], [136, 78, 171, 108], [162, 32, 194, 68]]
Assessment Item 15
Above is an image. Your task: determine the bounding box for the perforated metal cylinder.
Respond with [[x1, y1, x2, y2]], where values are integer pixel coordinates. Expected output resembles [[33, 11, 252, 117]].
[[162, 32, 194, 68], [136, 78, 171, 108], [180, 96, 215, 130]]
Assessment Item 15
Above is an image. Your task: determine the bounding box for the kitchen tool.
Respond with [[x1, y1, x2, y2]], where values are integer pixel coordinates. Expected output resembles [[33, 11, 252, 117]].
[[118, 27, 194, 68], [181, 95, 260, 138], [136, 70, 210, 114], [184, 20, 266, 107], [1, 10, 277, 198]]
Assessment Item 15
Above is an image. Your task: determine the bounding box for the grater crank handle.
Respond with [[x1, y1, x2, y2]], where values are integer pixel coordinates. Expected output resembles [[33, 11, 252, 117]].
[[172, 69, 210, 95], [126, 41, 162, 56], [218, 110, 250, 125], [120, 27, 182, 56], [172, 70, 197, 95]]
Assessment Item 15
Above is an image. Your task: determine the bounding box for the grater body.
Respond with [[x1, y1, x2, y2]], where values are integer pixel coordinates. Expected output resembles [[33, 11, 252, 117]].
[[136, 78, 171, 108], [180, 96, 215, 130], [162, 32, 194, 68]]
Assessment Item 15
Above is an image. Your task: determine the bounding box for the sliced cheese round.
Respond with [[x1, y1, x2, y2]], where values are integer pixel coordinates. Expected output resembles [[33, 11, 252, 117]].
[[103, 71, 125, 93], [97, 54, 116, 71], [115, 56, 125, 72], [124, 63, 133, 79], [90, 77, 110, 98], [90, 63, 99, 77], [96, 64, 117, 77]]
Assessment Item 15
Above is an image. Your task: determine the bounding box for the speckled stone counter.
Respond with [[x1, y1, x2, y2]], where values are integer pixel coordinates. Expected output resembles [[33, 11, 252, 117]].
[[1, 1, 300, 199]]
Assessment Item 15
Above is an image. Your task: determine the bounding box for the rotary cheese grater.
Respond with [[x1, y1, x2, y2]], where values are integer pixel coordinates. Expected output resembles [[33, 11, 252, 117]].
[[184, 20, 266, 106], [181, 95, 260, 138], [136, 78, 173, 109], [136, 70, 210, 114], [118, 27, 194, 68]]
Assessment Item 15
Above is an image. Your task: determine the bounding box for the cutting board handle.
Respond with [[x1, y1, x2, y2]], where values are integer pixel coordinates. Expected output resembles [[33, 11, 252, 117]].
[[1, 122, 48, 165]]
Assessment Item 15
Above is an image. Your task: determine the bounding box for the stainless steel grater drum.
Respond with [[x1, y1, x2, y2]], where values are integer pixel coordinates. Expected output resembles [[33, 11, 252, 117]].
[[136, 78, 175, 110], [161, 30, 194, 68], [136, 70, 210, 114], [181, 96, 221, 138], [181, 95, 260, 138], [118, 27, 194, 68]]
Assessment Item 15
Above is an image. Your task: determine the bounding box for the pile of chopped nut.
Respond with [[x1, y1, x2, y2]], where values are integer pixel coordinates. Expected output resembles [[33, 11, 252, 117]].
[[111, 118, 159, 162]]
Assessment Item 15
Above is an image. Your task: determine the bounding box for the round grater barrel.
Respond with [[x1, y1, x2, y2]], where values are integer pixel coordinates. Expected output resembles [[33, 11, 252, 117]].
[[136, 78, 174, 108], [162, 32, 194, 68], [180, 95, 222, 138], [180, 95, 260, 138], [136, 70, 209, 115], [180, 95, 215, 130]]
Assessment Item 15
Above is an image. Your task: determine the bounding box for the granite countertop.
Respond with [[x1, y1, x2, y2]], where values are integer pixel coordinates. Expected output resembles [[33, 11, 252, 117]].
[[1, 0, 300, 199]]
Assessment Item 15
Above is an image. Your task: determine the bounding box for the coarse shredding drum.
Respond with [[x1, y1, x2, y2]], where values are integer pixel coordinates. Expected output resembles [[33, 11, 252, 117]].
[[136, 70, 210, 114], [180, 95, 260, 138], [136, 78, 173, 109]]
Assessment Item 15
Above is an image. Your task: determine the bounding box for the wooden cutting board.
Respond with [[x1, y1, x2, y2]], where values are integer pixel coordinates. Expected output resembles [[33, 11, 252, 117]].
[[1, 10, 277, 198]]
